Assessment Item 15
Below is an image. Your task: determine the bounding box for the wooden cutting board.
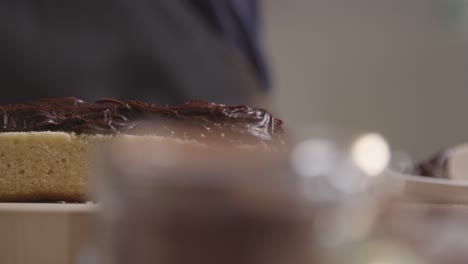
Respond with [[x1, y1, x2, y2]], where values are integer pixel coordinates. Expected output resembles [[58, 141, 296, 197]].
[[0, 203, 97, 264]]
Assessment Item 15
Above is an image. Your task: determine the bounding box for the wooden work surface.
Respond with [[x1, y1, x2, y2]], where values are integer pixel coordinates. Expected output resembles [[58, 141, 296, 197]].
[[0, 174, 468, 264], [0, 203, 97, 264]]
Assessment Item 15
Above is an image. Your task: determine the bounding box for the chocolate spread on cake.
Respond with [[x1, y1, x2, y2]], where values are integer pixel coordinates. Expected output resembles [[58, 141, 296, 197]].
[[0, 97, 284, 144], [413, 149, 452, 179]]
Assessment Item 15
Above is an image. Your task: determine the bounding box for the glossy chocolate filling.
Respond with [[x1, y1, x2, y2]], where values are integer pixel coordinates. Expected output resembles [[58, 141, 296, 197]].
[[0, 97, 284, 144]]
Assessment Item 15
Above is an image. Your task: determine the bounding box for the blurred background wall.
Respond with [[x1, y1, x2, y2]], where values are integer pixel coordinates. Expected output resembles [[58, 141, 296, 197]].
[[264, 0, 468, 160]]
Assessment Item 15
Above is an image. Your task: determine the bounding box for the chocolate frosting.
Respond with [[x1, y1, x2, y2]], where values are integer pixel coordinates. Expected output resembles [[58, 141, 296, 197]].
[[0, 97, 284, 144], [413, 149, 451, 179]]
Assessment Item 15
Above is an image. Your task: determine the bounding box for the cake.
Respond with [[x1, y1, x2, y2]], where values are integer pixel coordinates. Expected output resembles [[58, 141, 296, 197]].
[[0, 97, 285, 202], [411, 144, 468, 180]]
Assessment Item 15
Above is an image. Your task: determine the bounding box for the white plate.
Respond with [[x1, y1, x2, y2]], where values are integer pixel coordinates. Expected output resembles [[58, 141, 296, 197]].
[[385, 169, 468, 204]]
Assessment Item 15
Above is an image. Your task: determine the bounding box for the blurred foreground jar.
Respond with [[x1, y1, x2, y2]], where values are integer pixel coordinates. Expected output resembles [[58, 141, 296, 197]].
[[94, 139, 317, 264], [287, 125, 468, 264]]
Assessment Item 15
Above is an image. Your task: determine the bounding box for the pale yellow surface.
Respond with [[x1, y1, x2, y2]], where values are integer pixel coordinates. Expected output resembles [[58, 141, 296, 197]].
[[0, 132, 108, 201], [0, 131, 271, 201], [0, 132, 193, 201]]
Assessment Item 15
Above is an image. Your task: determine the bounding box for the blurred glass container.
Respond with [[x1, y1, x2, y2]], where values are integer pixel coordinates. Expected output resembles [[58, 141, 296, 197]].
[[93, 125, 468, 264], [288, 125, 468, 264], [94, 138, 317, 264], [288, 125, 397, 204]]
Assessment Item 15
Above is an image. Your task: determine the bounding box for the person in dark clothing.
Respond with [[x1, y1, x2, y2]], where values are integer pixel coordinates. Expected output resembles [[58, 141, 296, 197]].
[[0, 0, 268, 106], [186, 0, 268, 89]]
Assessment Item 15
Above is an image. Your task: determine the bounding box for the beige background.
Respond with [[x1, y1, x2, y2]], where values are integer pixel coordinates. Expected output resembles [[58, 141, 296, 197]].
[[265, 0, 468, 160]]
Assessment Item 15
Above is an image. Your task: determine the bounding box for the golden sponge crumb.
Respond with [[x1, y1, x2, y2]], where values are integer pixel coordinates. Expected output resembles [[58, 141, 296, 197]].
[[0, 132, 107, 201], [0, 132, 267, 202]]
